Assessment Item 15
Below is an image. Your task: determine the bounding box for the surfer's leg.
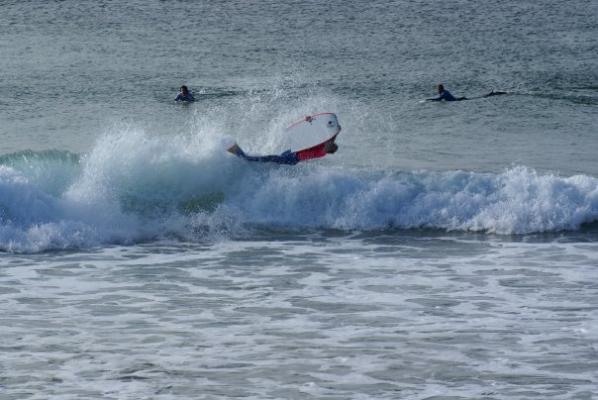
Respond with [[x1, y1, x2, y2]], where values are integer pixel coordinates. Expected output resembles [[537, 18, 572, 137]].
[[245, 153, 298, 165], [279, 150, 300, 165], [258, 155, 283, 163], [243, 155, 269, 162], [244, 155, 284, 163]]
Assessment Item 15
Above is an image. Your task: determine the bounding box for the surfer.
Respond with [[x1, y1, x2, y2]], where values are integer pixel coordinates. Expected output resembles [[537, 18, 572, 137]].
[[426, 84, 467, 101], [175, 85, 195, 102], [426, 84, 508, 101], [228, 138, 338, 165]]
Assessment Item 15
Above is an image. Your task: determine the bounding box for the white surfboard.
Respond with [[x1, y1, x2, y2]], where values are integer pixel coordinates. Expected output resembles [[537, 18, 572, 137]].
[[280, 113, 341, 153]]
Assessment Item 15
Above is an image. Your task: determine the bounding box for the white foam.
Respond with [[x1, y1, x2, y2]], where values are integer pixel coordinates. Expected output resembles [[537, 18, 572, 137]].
[[1, 120, 598, 253], [223, 166, 598, 234]]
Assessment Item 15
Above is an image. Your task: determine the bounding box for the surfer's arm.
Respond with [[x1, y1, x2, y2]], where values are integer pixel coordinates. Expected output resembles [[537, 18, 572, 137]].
[[426, 93, 447, 101], [428, 90, 458, 101]]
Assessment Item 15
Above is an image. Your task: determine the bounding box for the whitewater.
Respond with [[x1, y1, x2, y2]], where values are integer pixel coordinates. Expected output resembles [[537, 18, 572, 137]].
[[2, 0, 598, 399], [2, 126, 598, 253]]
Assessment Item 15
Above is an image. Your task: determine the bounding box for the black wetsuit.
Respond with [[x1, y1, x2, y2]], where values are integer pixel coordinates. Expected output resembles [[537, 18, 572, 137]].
[[175, 92, 195, 102], [428, 89, 467, 101], [242, 150, 299, 165]]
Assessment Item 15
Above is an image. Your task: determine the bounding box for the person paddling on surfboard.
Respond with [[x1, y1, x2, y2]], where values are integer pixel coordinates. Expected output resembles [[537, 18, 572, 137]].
[[175, 85, 195, 102], [427, 84, 467, 101], [227, 138, 338, 165], [426, 84, 507, 101]]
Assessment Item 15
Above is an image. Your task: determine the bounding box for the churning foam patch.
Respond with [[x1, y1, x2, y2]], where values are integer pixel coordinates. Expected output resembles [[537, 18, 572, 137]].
[[1, 123, 598, 252], [219, 165, 598, 234]]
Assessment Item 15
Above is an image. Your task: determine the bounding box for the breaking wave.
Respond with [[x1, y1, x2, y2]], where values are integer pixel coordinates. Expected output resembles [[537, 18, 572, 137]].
[[1, 127, 597, 252]]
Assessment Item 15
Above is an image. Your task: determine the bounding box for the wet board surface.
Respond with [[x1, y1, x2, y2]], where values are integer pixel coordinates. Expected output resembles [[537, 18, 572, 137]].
[[281, 113, 341, 152]]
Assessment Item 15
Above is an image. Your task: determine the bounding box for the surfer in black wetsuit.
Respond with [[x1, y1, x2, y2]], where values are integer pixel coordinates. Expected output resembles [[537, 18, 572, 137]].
[[427, 84, 467, 101], [426, 84, 464, 101], [175, 85, 195, 102], [427, 84, 507, 102]]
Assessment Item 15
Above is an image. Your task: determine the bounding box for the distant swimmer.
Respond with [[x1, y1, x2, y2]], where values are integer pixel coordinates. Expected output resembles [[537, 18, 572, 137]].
[[228, 138, 338, 165], [426, 84, 467, 101], [426, 84, 508, 102], [175, 85, 195, 102]]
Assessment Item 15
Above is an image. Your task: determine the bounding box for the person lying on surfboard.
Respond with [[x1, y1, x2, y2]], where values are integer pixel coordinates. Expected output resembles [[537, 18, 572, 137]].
[[426, 84, 467, 101], [426, 84, 507, 102], [227, 138, 338, 165]]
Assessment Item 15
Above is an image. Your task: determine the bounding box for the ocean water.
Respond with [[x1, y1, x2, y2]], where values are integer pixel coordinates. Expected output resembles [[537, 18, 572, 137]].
[[1, 1, 598, 399]]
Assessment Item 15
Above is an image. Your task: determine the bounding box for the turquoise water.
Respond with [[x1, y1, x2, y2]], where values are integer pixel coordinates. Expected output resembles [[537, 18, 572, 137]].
[[1, 1, 597, 399]]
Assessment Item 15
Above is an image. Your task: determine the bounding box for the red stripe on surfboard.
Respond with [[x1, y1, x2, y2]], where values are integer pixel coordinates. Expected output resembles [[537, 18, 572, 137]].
[[295, 132, 340, 154]]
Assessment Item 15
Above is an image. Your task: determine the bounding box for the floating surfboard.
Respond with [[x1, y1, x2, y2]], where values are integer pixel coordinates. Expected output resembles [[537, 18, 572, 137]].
[[281, 113, 341, 153]]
